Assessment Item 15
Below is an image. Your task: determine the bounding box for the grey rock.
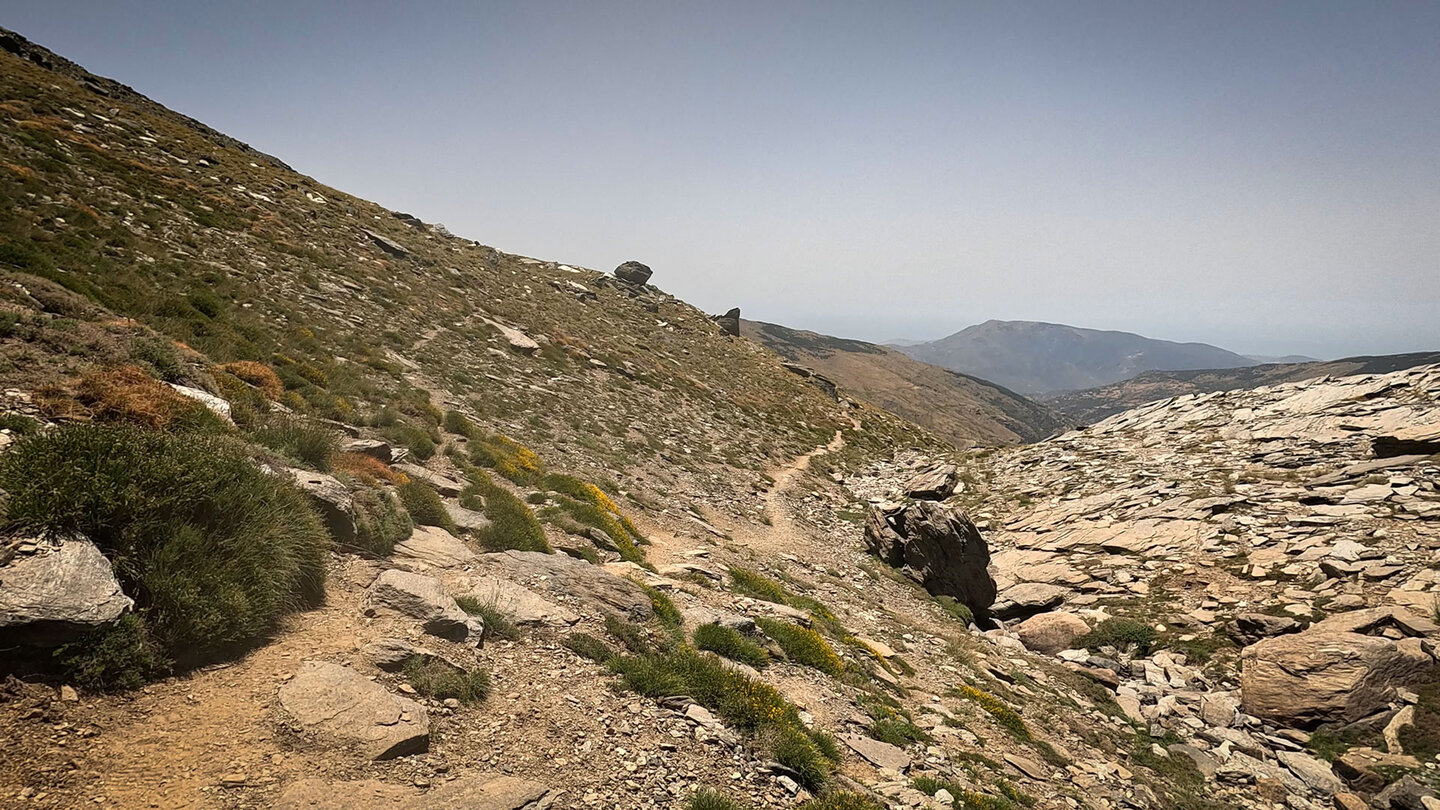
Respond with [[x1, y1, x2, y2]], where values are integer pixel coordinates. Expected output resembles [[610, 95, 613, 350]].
[[904, 464, 959, 500], [463, 575, 579, 627], [289, 468, 357, 545], [613, 260, 653, 285], [276, 774, 550, 810], [360, 228, 409, 258], [445, 502, 491, 533], [0, 538, 132, 643], [1015, 611, 1090, 654], [392, 464, 464, 497], [278, 661, 429, 760], [362, 569, 473, 641], [344, 439, 394, 463], [863, 501, 996, 617], [363, 638, 425, 671], [1226, 612, 1302, 644], [393, 525, 477, 570], [166, 383, 233, 423], [1275, 750, 1343, 795], [714, 307, 740, 337], [682, 605, 756, 634], [1240, 629, 1434, 726], [991, 582, 1069, 622], [841, 733, 911, 772], [471, 550, 654, 620]]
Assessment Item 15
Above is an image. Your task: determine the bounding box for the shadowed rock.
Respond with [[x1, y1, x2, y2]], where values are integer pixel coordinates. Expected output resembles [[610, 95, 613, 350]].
[[864, 501, 996, 618]]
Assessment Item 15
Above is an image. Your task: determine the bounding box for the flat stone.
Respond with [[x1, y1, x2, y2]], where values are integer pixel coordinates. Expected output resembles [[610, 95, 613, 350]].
[[991, 582, 1069, 621], [445, 503, 491, 533], [394, 525, 478, 570], [278, 661, 429, 760], [681, 605, 755, 633], [1004, 753, 1049, 780], [275, 774, 549, 809], [1240, 630, 1434, 726], [1276, 750, 1343, 795], [463, 575, 579, 627], [841, 733, 911, 772]]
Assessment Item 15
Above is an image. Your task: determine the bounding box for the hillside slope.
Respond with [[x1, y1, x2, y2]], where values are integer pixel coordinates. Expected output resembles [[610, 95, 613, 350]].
[[743, 319, 1062, 446], [897, 320, 1257, 394], [1048, 350, 1440, 424]]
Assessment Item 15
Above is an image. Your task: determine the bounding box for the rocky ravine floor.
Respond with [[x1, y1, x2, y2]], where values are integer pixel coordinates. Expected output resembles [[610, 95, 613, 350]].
[[3, 366, 1439, 810]]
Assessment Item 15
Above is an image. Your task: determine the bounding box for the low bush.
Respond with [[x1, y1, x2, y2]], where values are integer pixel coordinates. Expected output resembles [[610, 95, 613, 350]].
[[455, 595, 520, 642], [688, 789, 753, 810], [1077, 618, 1158, 656], [547, 495, 647, 566], [694, 623, 770, 669], [466, 470, 551, 552], [381, 421, 438, 461], [402, 655, 490, 703], [71, 365, 221, 432], [250, 415, 339, 470], [641, 583, 683, 629], [957, 684, 1030, 739], [605, 613, 656, 655], [563, 632, 617, 663], [397, 479, 456, 533], [0, 412, 39, 435], [470, 431, 543, 484], [867, 717, 932, 747], [332, 451, 402, 484], [350, 488, 412, 556], [935, 595, 974, 625], [0, 424, 328, 686], [217, 361, 283, 399], [797, 792, 885, 810], [756, 618, 843, 677]]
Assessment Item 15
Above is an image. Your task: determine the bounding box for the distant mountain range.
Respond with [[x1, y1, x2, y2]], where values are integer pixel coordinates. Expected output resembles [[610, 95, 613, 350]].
[[742, 320, 1062, 446], [892, 320, 1260, 394]]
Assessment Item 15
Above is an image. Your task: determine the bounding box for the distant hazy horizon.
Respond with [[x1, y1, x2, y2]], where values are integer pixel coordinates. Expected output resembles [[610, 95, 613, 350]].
[[3, 1, 1436, 359]]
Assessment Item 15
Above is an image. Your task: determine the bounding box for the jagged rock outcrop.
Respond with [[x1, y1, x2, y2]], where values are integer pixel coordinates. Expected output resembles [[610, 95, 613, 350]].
[[0, 537, 132, 643], [470, 550, 655, 620], [714, 307, 740, 337], [864, 501, 996, 617], [278, 661, 430, 760]]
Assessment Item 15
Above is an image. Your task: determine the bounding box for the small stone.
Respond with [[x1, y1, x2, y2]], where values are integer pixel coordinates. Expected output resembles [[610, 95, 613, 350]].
[[220, 773, 247, 788]]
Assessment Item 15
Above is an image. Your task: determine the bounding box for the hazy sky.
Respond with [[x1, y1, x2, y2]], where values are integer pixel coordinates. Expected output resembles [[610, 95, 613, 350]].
[[5, 2, 1438, 358]]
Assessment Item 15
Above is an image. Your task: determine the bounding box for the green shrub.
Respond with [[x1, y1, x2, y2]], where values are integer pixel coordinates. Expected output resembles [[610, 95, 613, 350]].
[[868, 717, 932, 747], [250, 416, 339, 470], [402, 655, 490, 703], [443, 409, 480, 438], [797, 792, 885, 810], [957, 684, 1030, 739], [0, 424, 327, 685], [397, 479, 456, 533], [642, 583, 682, 629], [769, 724, 841, 790], [688, 789, 753, 810], [728, 566, 790, 603], [605, 613, 655, 655], [54, 613, 166, 691], [1077, 618, 1158, 656], [455, 595, 520, 642], [549, 495, 647, 566], [466, 470, 551, 552], [0, 412, 39, 435], [912, 775, 965, 800], [350, 487, 412, 556], [935, 595, 974, 625], [756, 618, 844, 677], [381, 421, 437, 461], [469, 431, 543, 484], [128, 335, 183, 381], [694, 623, 769, 669], [564, 632, 617, 664]]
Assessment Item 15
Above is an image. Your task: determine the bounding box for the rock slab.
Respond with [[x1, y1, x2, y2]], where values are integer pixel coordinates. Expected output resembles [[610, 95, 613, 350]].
[[362, 568, 473, 641], [278, 661, 429, 760], [1240, 629, 1434, 726], [0, 538, 132, 643]]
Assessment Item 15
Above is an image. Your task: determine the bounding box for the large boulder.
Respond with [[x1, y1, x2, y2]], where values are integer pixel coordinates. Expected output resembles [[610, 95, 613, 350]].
[[278, 661, 429, 760], [0, 537, 133, 644], [394, 525, 478, 570], [463, 575, 579, 627], [864, 501, 996, 618], [1240, 629, 1435, 727], [991, 582, 1069, 621], [1016, 612, 1090, 655], [613, 260, 653, 286], [361, 569, 474, 641]]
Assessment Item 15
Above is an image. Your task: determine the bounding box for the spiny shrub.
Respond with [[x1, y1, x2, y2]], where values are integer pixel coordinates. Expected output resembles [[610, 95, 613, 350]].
[[641, 583, 682, 629], [250, 415, 340, 471], [767, 724, 843, 790], [912, 775, 964, 799], [350, 487, 412, 556], [797, 792, 885, 810], [0, 412, 39, 435], [605, 613, 656, 655], [128, 335, 182, 381], [217, 360, 283, 399], [71, 365, 221, 432], [1077, 618, 1158, 656], [868, 717, 932, 747], [470, 430, 543, 484], [397, 479, 456, 533], [455, 595, 520, 642], [756, 618, 844, 677], [728, 566, 843, 634], [55, 613, 165, 691], [402, 655, 490, 703], [693, 623, 769, 669], [935, 595, 974, 625], [549, 495, 647, 566], [957, 684, 1030, 739], [688, 789, 753, 810], [466, 470, 551, 552], [0, 424, 327, 685], [443, 409, 480, 438], [564, 632, 616, 664], [381, 422, 437, 461]]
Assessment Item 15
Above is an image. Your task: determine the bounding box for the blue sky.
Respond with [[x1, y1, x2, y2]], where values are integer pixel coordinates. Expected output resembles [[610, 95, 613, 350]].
[[3, 1, 1437, 358]]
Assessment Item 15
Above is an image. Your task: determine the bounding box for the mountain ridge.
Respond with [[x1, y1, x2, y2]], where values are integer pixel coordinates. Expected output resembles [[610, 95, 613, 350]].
[[894, 319, 1258, 394]]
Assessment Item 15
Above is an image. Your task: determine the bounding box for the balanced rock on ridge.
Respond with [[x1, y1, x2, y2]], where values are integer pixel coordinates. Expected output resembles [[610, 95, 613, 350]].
[[613, 260, 652, 286], [864, 501, 996, 618]]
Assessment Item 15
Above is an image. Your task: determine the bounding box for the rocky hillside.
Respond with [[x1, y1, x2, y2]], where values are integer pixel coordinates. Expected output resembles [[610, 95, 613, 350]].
[[742, 320, 1062, 446], [897, 320, 1257, 395], [1048, 351, 1440, 425]]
